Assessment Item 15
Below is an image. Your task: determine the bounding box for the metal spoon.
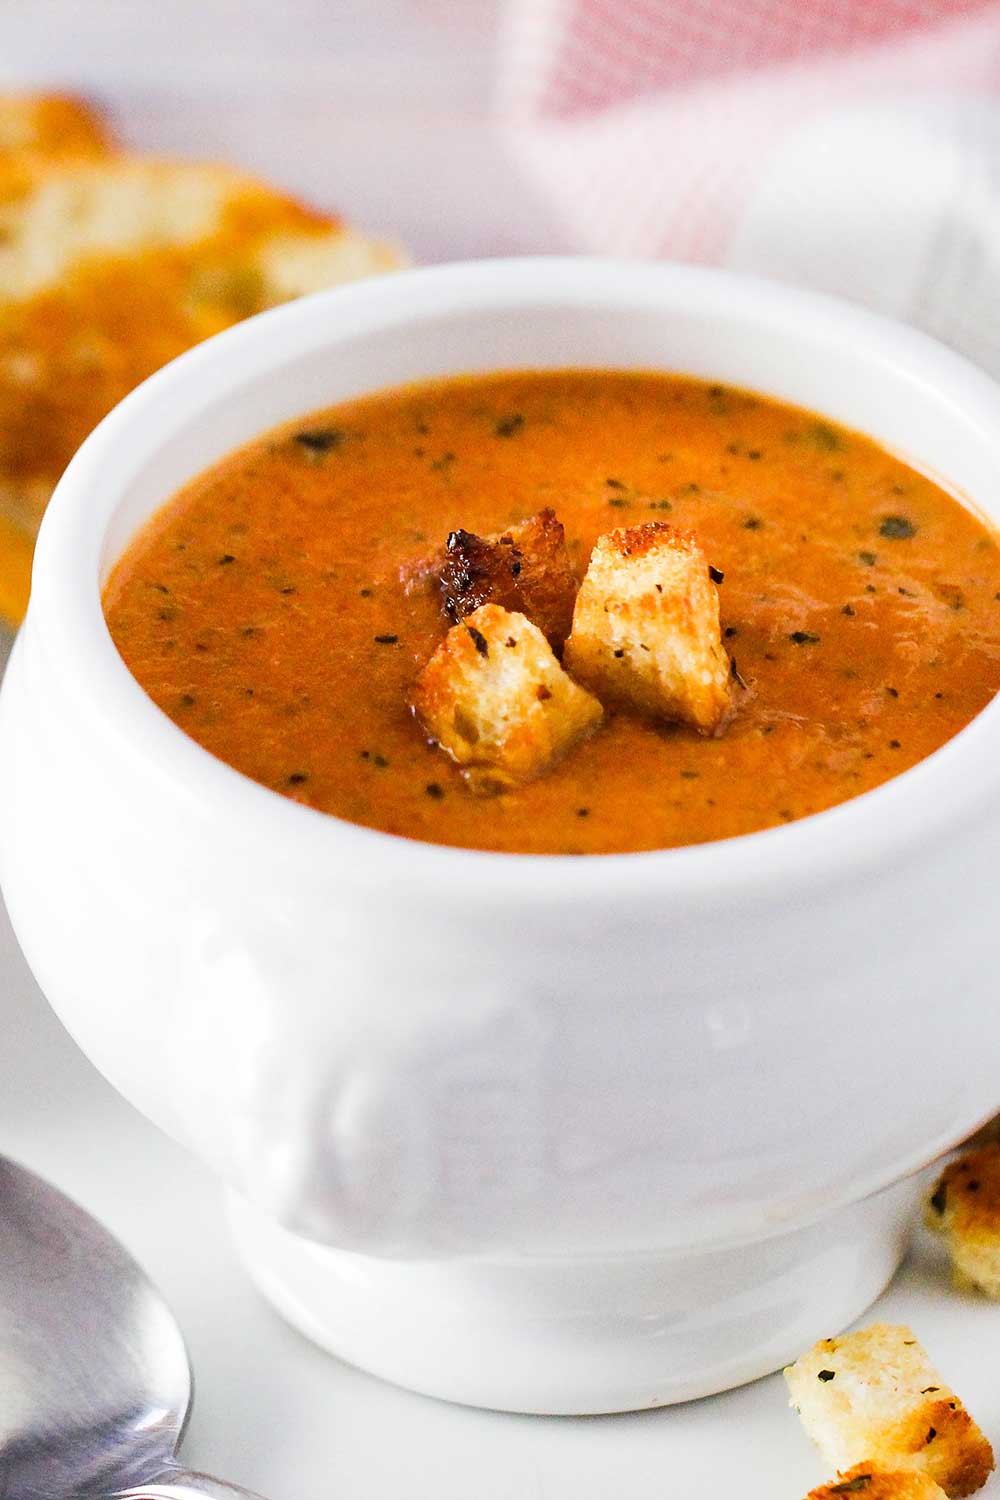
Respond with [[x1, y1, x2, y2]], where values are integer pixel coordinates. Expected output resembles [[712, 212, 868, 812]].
[[0, 1155, 266, 1500]]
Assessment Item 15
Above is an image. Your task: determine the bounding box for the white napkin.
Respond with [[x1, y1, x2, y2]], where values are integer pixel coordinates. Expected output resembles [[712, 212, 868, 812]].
[[501, 0, 1000, 376]]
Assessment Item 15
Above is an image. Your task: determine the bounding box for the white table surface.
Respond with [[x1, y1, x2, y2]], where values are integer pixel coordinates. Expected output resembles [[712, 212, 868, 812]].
[[2, 6, 1000, 1491]]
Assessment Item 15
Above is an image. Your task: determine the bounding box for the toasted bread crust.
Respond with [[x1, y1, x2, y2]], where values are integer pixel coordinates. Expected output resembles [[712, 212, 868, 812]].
[[786, 1324, 994, 1499], [806, 1463, 949, 1498], [411, 603, 602, 792], [926, 1143, 1000, 1298], [0, 152, 401, 620], [0, 93, 110, 160], [961, 1115, 1000, 1150], [0, 92, 114, 619], [564, 522, 731, 732], [439, 508, 577, 651]]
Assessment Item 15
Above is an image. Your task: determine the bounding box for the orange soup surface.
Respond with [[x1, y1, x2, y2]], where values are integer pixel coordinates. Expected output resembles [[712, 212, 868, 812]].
[[103, 371, 1000, 854]]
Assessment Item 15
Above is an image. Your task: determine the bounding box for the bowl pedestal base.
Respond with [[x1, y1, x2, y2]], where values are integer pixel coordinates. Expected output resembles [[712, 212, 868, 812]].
[[227, 1177, 918, 1415]]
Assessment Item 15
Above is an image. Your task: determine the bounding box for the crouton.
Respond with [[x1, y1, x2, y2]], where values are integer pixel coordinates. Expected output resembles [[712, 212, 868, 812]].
[[959, 1115, 1000, 1151], [805, 1463, 949, 1499], [439, 508, 577, 651], [0, 92, 110, 161], [411, 603, 603, 793], [563, 522, 731, 733], [785, 1324, 993, 1498], [926, 1143, 1000, 1298], [0, 153, 401, 623]]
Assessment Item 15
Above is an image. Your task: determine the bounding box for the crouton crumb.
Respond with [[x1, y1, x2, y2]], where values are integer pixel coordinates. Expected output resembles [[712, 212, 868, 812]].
[[439, 508, 577, 651], [563, 522, 731, 733], [926, 1143, 1000, 1299], [805, 1462, 949, 1498], [785, 1324, 993, 1498], [411, 603, 602, 793]]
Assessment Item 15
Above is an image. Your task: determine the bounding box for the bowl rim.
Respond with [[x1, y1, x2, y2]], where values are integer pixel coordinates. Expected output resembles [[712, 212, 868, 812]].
[[26, 254, 1000, 905]]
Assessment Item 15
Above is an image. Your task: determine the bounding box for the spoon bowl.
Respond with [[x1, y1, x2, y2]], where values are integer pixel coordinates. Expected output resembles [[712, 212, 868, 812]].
[[0, 1156, 262, 1499]]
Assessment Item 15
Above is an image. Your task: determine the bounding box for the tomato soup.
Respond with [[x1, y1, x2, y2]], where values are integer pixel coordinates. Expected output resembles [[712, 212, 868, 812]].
[[103, 371, 1000, 854]]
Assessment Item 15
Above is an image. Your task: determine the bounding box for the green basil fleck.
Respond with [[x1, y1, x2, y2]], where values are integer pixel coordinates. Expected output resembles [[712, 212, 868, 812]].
[[879, 514, 917, 540]]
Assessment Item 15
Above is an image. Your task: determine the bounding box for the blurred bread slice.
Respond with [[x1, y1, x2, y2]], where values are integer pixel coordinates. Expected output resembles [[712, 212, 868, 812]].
[[0, 511, 33, 624], [0, 92, 111, 161], [0, 151, 402, 620]]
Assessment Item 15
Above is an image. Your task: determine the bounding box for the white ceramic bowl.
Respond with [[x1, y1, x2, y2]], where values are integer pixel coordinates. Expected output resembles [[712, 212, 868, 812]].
[[3, 259, 1000, 1414]]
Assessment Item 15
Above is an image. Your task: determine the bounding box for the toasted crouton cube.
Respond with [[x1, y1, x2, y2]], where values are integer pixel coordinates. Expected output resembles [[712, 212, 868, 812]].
[[411, 603, 602, 793], [805, 1463, 949, 1499], [785, 1324, 994, 1498], [440, 508, 577, 651], [926, 1143, 1000, 1298], [959, 1114, 1000, 1151], [563, 523, 731, 732]]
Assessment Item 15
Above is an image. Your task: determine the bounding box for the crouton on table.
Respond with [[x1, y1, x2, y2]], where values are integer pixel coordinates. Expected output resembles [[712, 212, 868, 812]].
[[785, 1324, 994, 1498], [564, 522, 731, 733], [440, 507, 577, 651], [926, 1142, 1000, 1298], [411, 603, 603, 794], [805, 1463, 949, 1498]]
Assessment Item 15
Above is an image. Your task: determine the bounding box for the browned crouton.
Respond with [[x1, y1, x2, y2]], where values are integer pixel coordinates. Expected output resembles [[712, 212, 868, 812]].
[[785, 1324, 994, 1498], [958, 1114, 1000, 1151], [440, 508, 577, 651], [411, 603, 602, 793], [805, 1463, 949, 1498], [926, 1143, 1000, 1298], [563, 522, 731, 733]]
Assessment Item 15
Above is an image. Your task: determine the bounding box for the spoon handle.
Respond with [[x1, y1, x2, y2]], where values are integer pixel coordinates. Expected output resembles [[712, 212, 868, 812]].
[[117, 1471, 269, 1500]]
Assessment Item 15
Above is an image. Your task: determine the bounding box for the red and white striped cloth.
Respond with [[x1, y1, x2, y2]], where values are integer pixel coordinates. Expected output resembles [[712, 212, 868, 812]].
[[499, 0, 1000, 373]]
